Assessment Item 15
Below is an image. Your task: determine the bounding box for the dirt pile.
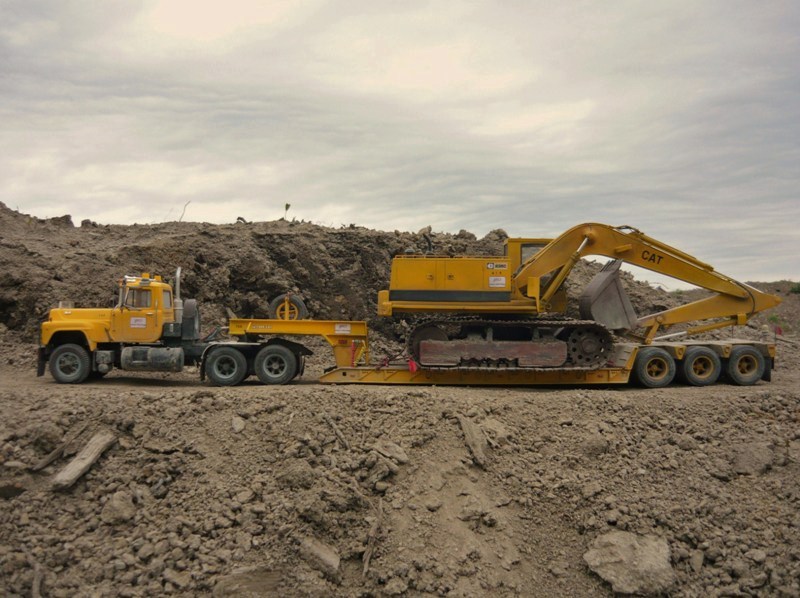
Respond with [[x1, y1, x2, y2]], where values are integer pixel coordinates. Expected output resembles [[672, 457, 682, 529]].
[[1, 203, 798, 597], [0, 201, 684, 344], [0, 202, 512, 341], [1, 364, 798, 597]]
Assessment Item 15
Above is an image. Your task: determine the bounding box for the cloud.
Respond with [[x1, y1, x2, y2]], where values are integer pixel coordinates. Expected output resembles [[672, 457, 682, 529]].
[[1, 0, 798, 283]]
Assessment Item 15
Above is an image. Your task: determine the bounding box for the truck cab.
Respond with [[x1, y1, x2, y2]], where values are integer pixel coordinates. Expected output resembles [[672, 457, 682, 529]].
[[38, 272, 196, 383], [41, 274, 177, 351]]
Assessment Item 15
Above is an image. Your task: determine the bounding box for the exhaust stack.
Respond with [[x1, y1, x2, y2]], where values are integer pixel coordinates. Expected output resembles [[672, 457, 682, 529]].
[[174, 267, 183, 323]]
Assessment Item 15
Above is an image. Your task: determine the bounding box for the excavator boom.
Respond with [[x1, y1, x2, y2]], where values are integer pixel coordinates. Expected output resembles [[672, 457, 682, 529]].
[[512, 223, 781, 340]]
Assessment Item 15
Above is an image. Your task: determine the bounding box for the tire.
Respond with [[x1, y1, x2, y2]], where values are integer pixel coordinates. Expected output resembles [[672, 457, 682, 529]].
[[268, 294, 308, 320], [726, 346, 765, 386], [182, 299, 201, 340], [49, 344, 91, 384], [679, 346, 721, 386], [206, 347, 248, 386], [254, 345, 297, 385], [633, 347, 676, 388]]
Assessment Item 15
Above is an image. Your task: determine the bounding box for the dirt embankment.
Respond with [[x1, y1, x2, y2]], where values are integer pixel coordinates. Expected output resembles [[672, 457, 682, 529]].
[[1, 202, 799, 597]]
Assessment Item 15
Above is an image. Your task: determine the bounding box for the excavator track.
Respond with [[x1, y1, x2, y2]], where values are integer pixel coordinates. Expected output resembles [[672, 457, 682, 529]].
[[406, 316, 613, 371]]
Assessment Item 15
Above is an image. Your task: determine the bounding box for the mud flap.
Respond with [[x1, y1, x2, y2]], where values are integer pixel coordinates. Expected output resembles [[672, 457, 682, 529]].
[[579, 260, 638, 331], [37, 347, 46, 377], [762, 358, 773, 382]]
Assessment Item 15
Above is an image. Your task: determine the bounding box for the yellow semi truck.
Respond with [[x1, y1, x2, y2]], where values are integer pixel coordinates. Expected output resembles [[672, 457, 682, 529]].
[[37, 223, 781, 389], [37, 268, 367, 386]]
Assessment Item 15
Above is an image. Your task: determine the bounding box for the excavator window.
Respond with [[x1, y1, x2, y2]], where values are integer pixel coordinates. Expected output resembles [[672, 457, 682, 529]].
[[521, 243, 546, 262]]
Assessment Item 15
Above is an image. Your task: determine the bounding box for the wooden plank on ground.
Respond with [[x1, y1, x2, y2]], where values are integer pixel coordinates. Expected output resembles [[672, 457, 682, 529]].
[[457, 415, 487, 468], [51, 430, 117, 491], [29, 423, 88, 472]]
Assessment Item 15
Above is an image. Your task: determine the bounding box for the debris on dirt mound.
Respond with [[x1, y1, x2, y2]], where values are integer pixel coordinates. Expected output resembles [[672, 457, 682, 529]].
[[0, 201, 675, 344]]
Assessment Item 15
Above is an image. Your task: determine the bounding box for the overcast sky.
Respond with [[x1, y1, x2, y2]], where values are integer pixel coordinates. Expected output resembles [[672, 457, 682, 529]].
[[1, 1, 798, 283]]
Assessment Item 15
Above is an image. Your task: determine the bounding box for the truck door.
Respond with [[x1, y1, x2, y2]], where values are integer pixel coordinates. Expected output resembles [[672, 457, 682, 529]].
[[111, 288, 162, 343]]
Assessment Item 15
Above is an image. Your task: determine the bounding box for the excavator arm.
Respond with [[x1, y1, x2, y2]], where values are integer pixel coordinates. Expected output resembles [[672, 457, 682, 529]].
[[514, 223, 781, 342]]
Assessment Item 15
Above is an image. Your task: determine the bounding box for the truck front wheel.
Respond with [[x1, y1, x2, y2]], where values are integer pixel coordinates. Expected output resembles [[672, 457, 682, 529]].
[[206, 347, 248, 386], [254, 345, 297, 385], [49, 344, 91, 384]]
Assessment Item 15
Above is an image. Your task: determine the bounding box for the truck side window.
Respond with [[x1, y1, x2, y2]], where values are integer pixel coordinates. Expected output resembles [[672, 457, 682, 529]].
[[163, 291, 172, 309], [125, 289, 152, 308]]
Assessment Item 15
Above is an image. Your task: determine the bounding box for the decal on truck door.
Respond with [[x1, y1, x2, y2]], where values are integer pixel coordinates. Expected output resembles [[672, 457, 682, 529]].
[[130, 317, 147, 329]]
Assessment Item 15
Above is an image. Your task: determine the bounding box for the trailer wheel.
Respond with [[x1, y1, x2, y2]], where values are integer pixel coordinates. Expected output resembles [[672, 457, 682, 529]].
[[726, 346, 765, 386], [49, 344, 91, 384], [680, 346, 721, 386], [206, 347, 248, 386], [633, 347, 676, 388], [268, 294, 308, 320], [254, 345, 297, 385]]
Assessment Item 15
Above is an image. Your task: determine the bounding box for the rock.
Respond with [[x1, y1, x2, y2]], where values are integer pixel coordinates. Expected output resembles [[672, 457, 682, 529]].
[[365, 458, 394, 488], [138, 542, 155, 561], [2, 460, 28, 470], [458, 496, 484, 521], [100, 491, 137, 525], [298, 536, 340, 580], [581, 434, 609, 457], [549, 561, 569, 577], [690, 550, 704, 573], [372, 440, 409, 464], [727, 557, 749, 578], [424, 497, 443, 512], [163, 568, 191, 588], [481, 418, 511, 445], [231, 416, 246, 434], [213, 566, 282, 596], [584, 531, 675, 595], [731, 442, 773, 475], [235, 489, 255, 504], [581, 481, 603, 499], [745, 548, 767, 563], [276, 460, 317, 489], [385, 576, 409, 595]]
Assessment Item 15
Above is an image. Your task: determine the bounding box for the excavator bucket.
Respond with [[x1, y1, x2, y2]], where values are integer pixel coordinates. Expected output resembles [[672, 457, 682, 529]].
[[579, 260, 638, 332]]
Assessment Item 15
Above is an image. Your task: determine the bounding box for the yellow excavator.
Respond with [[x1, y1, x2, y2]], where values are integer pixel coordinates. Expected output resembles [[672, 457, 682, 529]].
[[378, 222, 781, 377]]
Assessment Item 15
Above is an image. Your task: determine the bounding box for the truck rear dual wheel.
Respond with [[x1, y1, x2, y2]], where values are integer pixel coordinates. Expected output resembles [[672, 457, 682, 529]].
[[49, 344, 91, 384], [206, 347, 248, 386], [254, 345, 297, 385], [726, 346, 765, 386], [679, 346, 721, 386]]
